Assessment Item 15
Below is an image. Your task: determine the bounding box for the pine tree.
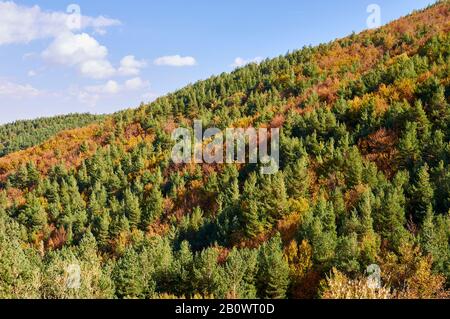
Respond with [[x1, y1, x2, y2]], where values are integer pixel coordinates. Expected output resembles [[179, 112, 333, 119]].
[[93, 212, 110, 250], [20, 193, 47, 232], [124, 188, 141, 229], [335, 232, 360, 274], [224, 248, 258, 299], [284, 157, 310, 199], [193, 248, 224, 297], [410, 164, 434, 222], [142, 185, 164, 229], [301, 197, 337, 267], [0, 213, 42, 298], [410, 100, 430, 138], [112, 248, 144, 298], [240, 173, 262, 238], [257, 234, 290, 299], [261, 172, 288, 223], [420, 206, 436, 255], [25, 162, 40, 188], [345, 146, 363, 187], [357, 189, 379, 264], [171, 241, 194, 297], [376, 185, 410, 250], [398, 122, 421, 170]]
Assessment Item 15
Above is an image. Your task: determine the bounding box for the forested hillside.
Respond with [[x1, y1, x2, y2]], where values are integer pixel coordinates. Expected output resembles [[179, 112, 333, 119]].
[[0, 113, 103, 157], [0, 1, 449, 299]]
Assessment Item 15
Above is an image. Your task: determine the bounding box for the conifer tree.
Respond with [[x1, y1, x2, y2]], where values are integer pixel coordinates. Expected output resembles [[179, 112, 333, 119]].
[[410, 164, 434, 222], [193, 248, 224, 298], [171, 241, 194, 297], [284, 156, 310, 199], [335, 232, 360, 274], [398, 122, 421, 169], [257, 234, 290, 299], [142, 185, 164, 229], [124, 188, 141, 228], [224, 248, 258, 299], [112, 248, 144, 298], [240, 173, 262, 238], [357, 189, 379, 264], [261, 172, 288, 223], [345, 147, 363, 187]]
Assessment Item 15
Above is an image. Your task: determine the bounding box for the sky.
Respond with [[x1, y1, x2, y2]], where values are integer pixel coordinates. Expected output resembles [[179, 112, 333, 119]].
[[0, 0, 436, 124]]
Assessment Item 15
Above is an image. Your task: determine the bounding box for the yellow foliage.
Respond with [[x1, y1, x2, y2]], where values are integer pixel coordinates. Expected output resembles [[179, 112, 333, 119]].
[[321, 268, 392, 299], [285, 240, 313, 280]]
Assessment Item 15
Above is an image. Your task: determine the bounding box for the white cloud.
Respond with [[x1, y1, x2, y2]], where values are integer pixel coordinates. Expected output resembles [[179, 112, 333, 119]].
[[42, 33, 148, 80], [0, 1, 120, 45], [79, 59, 116, 79], [231, 56, 263, 68], [42, 32, 108, 65], [0, 80, 41, 97], [74, 77, 151, 107], [82, 15, 121, 35], [1, 2, 149, 81], [125, 77, 149, 90], [27, 70, 37, 77], [42, 32, 116, 79], [154, 55, 197, 67], [84, 77, 149, 95], [75, 90, 99, 108], [85, 80, 120, 94], [118, 55, 147, 76]]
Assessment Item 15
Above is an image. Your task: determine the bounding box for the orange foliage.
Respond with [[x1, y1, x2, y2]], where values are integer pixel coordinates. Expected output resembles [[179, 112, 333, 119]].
[[358, 128, 398, 176], [0, 120, 113, 181]]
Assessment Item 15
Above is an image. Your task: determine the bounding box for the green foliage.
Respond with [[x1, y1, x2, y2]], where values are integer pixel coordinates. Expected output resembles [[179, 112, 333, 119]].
[[0, 2, 450, 299], [0, 113, 102, 157], [256, 234, 290, 299]]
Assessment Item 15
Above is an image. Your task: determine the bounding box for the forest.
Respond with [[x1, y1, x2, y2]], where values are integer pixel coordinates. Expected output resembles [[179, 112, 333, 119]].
[[0, 1, 449, 299], [0, 113, 103, 157]]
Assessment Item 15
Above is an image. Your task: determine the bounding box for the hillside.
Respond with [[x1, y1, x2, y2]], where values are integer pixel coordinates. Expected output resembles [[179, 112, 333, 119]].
[[0, 113, 103, 157], [0, 1, 449, 299]]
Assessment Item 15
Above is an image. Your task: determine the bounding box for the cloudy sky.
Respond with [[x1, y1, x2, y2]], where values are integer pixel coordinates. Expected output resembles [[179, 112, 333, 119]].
[[0, 0, 435, 124]]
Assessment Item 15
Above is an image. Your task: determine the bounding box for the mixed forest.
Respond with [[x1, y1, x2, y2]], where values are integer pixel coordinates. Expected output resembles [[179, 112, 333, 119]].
[[0, 113, 103, 157], [0, 1, 449, 299]]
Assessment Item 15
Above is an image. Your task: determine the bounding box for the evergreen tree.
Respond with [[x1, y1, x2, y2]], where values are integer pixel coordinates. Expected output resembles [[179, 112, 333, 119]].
[[335, 232, 360, 274], [224, 248, 258, 299], [93, 212, 110, 250], [142, 185, 164, 229], [193, 248, 224, 297], [261, 172, 288, 223], [112, 248, 144, 298], [257, 234, 290, 299], [357, 190, 379, 264], [240, 173, 262, 238], [19, 193, 47, 232], [345, 147, 363, 187], [398, 122, 421, 170], [410, 164, 434, 222], [124, 188, 141, 228], [171, 241, 194, 297], [284, 156, 310, 199]]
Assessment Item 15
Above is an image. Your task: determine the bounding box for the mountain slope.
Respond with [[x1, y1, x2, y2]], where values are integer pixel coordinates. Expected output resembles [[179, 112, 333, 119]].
[[0, 1, 449, 299], [0, 113, 103, 157]]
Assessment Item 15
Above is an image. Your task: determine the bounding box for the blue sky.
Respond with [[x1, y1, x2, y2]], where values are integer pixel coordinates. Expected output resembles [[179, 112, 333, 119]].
[[0, 0, 436, 124]]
